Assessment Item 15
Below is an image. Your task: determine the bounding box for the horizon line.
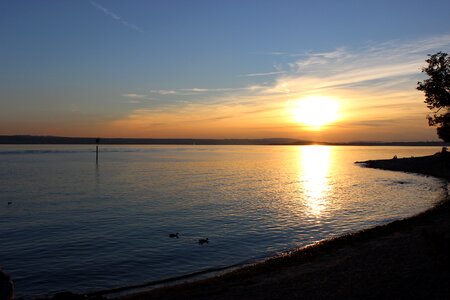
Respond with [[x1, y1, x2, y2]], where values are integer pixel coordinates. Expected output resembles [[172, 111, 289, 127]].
[[0, 134, 446, 145]]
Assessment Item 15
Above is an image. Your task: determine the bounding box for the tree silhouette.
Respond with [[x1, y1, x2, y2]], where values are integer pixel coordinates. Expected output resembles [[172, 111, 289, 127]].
[[417, 52, 450, 141]]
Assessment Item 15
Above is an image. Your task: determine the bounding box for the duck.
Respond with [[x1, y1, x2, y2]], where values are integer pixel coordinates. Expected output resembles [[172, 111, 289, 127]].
[[198, 238, 209, 245], [169, 232, 179, 238]]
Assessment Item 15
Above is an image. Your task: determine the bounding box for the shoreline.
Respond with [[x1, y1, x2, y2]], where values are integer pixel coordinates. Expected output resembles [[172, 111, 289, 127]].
[[117, 206, 450, 300], [42, 154, 450, 300], [1, 135, 448, 146], [356, 152, 450, 180]]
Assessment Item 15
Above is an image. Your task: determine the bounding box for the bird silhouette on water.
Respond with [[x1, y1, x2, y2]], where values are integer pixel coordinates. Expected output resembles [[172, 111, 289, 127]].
[[169, 233, 179, 238], [198, 238, 209, 245]]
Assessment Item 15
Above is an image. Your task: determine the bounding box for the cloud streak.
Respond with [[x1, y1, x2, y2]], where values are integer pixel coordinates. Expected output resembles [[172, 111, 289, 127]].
[[122, 93, 147, 98], [268, 34, 450, 97], [90, 1, 144, 33], [113, 34, 450, 141], [241, 71, 286, 77]]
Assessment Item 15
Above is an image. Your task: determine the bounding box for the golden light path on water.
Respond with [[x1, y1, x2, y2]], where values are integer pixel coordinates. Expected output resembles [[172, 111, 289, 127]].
[[299, 146, 332, 217]]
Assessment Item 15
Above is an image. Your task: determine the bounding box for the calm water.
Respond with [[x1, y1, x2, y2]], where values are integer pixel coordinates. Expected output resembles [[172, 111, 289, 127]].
[[0, 145, 447, 298]]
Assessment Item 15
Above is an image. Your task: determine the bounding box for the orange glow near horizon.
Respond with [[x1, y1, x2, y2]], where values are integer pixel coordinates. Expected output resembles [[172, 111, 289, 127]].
[[0, 86, 436, 143]]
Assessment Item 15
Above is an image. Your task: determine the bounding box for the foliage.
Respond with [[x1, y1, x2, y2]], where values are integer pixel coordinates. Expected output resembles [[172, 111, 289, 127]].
[[417, 52, 450, 141]]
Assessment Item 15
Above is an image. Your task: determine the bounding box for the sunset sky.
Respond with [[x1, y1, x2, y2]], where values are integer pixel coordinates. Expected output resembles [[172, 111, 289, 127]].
[[1, 0, 450, 142]]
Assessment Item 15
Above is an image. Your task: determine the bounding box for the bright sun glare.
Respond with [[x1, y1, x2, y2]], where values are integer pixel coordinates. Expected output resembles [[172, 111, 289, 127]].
[[293, 96, 340, 128]]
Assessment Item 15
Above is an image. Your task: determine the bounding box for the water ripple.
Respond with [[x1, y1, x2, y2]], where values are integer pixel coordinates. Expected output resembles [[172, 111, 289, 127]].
[[0, 145, 445, 298]]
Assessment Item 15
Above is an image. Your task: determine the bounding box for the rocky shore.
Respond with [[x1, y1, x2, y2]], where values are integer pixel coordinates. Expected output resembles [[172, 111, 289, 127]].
[[357, 151, 450, 180]]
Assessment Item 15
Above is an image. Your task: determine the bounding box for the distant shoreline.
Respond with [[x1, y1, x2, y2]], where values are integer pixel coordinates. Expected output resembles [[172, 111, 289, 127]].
[[0, 135, 447, 146]]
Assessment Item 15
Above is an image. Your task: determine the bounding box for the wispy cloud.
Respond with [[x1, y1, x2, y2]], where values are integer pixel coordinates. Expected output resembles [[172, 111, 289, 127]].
[[241, 71, 286, 77], [288, 48, 351, 68], [268, 34, 450, 96], [112, 34, 450, 141], [149, 89, 177, 95], [270, 51, 304, 57], [122, 93, 148, 98], [122, 93, 159, 104], [180, 88, 211, 92], [90, 1, 144, 33], [135, 35, 450, 105], [179, 87, 244, 93], [144, 86, 267, 97]]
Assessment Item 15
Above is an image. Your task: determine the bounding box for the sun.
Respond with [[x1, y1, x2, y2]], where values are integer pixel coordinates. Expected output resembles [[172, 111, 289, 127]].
[[292, 96, 340, 129]]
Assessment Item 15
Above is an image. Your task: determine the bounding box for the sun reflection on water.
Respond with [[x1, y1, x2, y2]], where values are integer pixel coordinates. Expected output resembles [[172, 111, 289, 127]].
[[300, 146, 332, 216]]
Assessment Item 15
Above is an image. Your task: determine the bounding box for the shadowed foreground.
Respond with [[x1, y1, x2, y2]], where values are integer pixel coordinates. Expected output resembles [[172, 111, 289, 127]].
[[116, 154, 450, 300]]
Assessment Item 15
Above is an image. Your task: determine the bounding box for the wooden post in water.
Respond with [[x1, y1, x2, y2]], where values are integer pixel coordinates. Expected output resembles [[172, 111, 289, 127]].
[[96, 137, 100, 164]]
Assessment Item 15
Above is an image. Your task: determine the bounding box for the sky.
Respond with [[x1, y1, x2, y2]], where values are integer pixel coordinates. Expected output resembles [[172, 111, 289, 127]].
[[1, 0, 450, 142]]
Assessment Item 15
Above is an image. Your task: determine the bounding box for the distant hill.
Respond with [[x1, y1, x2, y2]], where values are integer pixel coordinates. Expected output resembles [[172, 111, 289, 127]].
[[0, 135, 305, 145], [324, 141, 449, 146], [0, 135, 447, 146]]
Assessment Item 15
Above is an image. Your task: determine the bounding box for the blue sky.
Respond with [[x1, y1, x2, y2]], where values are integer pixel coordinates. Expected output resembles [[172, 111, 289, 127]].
[[1, 0, 450, 141]]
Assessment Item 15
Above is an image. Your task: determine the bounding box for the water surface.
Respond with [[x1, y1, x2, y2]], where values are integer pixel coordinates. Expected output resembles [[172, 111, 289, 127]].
[[0, 145, 446, 298]]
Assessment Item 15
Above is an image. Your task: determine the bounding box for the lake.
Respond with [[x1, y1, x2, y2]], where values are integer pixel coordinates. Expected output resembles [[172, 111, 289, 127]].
[[0, 145, 447, 298]]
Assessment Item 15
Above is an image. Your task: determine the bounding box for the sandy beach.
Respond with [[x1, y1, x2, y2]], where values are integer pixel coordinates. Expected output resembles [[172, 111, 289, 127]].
[[114, 154, 450, 300]]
